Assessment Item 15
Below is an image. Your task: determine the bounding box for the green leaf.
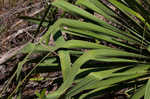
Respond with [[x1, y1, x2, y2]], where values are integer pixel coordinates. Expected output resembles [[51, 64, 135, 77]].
[[147, 45, 150, 52], [52, 0, 116, 30], [38, 58, 58, 67], [131, 84, 146, 99], [66, 64, 150, 98], [145, 79, 150, 99], [62, 40, 111, 49], [19, 16, 48, 27], [19, 0, 150, 98], [109, 0, 150, 32], [59, 50, 71, 81], [76, 0, 119, 23], [16, 55, 29, 81]]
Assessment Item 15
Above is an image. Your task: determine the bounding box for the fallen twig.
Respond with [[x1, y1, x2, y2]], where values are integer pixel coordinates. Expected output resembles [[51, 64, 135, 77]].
[[0, 43, 29, 65], [0, 2, 42, 19], [10, 7, 45, 29], [1, 25, 38, 44]]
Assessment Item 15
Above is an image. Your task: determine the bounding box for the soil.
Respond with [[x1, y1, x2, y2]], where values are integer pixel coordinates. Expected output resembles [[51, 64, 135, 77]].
[[0, 0, 60, 98]]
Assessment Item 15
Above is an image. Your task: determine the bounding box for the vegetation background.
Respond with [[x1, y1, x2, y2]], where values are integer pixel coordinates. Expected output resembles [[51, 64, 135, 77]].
[[0, 0, 150, 99]]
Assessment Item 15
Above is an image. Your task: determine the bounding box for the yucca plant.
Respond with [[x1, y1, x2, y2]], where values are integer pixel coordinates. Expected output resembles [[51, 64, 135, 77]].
[[11, 0, 150, 99]]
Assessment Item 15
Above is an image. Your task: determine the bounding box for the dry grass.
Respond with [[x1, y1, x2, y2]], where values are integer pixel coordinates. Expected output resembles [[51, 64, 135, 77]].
[[0, 0, 44, 53], [0, 0, 17, 8]]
